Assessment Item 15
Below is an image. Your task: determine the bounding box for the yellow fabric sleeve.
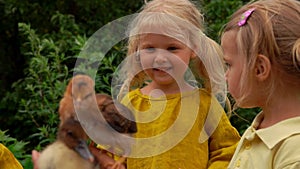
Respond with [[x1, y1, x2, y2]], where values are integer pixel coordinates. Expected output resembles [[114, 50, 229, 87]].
[[0, 143, 23, 169]]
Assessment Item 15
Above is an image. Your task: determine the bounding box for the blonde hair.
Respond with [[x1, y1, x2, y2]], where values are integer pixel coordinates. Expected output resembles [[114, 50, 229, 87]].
[[222, 0, 300, 104], [117, 0, 226, 104]]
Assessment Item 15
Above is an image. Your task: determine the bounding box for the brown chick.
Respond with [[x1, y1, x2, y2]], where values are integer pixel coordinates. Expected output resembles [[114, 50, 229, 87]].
[[59, 74, 95, 127], [60, 74, 137, 132], [37, 118, 97, 169], [60, 74, 137, 169]]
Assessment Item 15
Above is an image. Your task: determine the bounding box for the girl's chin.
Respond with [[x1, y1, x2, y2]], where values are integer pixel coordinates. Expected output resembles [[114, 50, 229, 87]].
[[151, 75, 175, 85]]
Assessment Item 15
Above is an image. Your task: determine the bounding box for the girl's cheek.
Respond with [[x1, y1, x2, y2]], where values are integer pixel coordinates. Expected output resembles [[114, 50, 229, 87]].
[[140, 57, 152, 69]]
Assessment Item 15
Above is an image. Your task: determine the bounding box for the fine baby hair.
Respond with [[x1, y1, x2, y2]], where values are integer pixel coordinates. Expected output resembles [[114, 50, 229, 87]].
[[222, 0, 300, 105], [116, 0, 227, 104]]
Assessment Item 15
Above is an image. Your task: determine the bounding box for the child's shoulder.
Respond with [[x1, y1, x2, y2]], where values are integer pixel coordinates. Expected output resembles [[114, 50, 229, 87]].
[[280, 132, 300, 148], [275, 133, 300, 168]]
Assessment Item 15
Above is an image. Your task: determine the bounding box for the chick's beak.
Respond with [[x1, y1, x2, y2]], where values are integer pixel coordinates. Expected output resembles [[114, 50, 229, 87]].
[[75, 139, 95, 163]]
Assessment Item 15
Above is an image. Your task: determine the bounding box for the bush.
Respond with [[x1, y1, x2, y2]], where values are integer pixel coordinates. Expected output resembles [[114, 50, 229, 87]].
[[4, 17, 77, 150]]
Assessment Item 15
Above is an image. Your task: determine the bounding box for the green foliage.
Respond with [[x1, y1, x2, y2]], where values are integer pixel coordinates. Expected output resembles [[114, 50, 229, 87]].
[[2, 12, 82, 151], [1, 7, 128, 152], [95, 51, 126, 93], [230, 108, 261, 135], [202, 0, 245, 41]]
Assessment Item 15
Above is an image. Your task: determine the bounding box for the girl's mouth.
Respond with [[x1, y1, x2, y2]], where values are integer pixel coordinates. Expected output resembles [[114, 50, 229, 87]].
[[153, 67, 172, 72]]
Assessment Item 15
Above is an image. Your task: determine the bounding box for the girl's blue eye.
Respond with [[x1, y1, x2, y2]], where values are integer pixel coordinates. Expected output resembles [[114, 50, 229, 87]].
[[145, 47, 155, 52]]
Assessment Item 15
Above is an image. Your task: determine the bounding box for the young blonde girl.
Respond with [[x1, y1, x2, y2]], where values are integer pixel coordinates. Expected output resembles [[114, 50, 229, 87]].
[[221, 0, 300, 168], [112, 0, 240, 168]]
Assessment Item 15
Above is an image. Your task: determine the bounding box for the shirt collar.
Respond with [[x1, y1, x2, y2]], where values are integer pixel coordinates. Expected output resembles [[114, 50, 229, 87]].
[[251, 112, 300, 149]]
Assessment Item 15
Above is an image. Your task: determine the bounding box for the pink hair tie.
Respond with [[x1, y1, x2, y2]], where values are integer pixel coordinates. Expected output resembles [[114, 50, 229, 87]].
[[238, 8, 255, 27]]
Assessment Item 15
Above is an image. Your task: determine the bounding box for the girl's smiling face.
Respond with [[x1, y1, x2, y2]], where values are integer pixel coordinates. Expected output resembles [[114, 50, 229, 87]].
[[139, 33, 195, 87]]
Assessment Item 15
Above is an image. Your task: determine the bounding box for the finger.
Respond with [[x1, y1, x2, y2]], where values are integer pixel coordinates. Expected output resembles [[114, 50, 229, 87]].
[[32, 150, 40, 169]]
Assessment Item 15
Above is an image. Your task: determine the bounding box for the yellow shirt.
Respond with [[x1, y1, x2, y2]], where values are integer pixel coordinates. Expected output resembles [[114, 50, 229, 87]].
[[228, 112, 300, 169], [0, 143, 23, 169], [121, 88, 240, 169]]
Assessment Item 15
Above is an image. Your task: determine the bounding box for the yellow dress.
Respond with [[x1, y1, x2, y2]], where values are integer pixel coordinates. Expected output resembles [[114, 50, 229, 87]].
[[121, 88, 240, 169], [0, 143, 23, 169]]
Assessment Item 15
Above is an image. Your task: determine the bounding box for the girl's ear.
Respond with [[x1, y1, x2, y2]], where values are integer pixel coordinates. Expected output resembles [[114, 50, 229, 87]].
[[190, 43, 199, 59], [255, 54, 271, 81], [191, 51, 197, 59]]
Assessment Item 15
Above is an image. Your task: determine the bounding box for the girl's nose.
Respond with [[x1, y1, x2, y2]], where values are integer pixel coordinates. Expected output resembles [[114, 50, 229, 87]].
[[154, 50, 168, 64]]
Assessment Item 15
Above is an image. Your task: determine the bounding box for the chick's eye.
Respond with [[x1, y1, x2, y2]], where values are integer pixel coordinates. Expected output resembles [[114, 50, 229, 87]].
[[66, 130, 74, 137], [67, 130, 74, 136]]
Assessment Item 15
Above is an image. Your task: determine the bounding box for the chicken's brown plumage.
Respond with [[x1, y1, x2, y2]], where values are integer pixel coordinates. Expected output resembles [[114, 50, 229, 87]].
[[58, 74, 137, 169], [59, 74, 136, 133], [59, 74, 95, 126]]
